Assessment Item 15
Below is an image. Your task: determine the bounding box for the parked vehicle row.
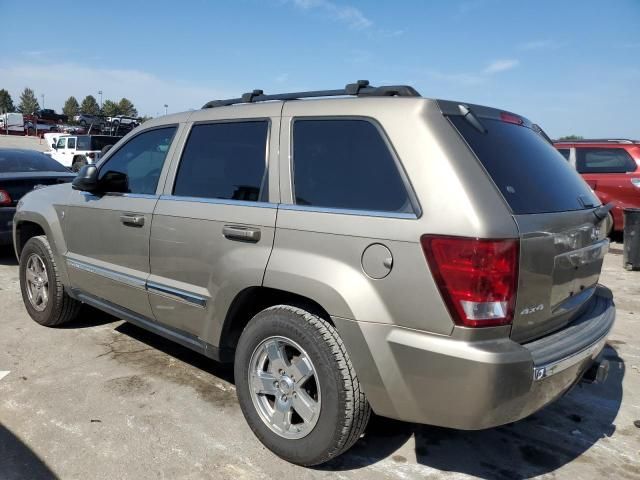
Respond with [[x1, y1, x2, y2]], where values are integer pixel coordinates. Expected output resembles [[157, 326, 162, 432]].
[[554, 139, 640, 233], [12, 82, 615, 466]]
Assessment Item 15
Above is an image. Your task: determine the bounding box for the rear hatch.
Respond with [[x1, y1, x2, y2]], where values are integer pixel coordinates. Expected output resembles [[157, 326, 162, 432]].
[[439, 101, 609, 343]]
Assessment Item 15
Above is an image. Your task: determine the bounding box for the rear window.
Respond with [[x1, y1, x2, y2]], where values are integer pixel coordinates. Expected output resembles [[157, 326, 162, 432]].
[[0, 150, 69, 173], [449, 116, 599, 214], [576, 148, 637, 174], [76, 136, 121, 151]]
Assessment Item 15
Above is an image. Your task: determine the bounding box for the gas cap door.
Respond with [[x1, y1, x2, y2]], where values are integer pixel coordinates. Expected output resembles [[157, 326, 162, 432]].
[[361, 243, 393, 279]]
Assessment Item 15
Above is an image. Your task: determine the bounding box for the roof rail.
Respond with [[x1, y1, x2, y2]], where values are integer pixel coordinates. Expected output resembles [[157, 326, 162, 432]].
[[554, 138, 640, 144], [202, 80, 421, 109]]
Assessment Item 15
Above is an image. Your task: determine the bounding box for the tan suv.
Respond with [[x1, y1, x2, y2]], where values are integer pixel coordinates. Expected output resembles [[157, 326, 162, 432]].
[[13, 81, 615, 466]]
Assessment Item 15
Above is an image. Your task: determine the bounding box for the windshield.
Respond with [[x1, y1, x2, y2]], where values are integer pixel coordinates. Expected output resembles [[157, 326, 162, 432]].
[[0, 150, 70, 173], [76, 136, 122, 151], [449, 116, 599, 214]]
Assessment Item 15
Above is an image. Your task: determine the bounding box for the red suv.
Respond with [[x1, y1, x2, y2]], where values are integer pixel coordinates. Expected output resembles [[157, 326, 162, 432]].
[[554, 139, 640, 233]]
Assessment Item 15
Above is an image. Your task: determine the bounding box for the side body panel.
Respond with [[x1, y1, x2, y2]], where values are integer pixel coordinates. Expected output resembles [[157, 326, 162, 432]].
[[62, 123, 187, 318], [148, 103, 281, 345]]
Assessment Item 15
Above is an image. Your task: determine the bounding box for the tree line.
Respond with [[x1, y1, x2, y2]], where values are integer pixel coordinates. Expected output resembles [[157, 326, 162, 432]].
[[0, 87, 144, 121]]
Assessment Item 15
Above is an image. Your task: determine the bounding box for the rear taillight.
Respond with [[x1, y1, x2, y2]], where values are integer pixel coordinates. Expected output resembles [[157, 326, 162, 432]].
[[421, 235, 519, 328], [632, 178, 640, 189], [0, 190, 12, 206]]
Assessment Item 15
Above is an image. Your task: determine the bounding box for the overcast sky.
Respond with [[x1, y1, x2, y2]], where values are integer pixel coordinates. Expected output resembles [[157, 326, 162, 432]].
[[0, 0, 638, 138]]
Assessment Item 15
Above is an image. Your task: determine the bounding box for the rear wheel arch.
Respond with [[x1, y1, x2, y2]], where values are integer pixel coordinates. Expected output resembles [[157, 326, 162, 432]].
[[219, 286, 334, 355]]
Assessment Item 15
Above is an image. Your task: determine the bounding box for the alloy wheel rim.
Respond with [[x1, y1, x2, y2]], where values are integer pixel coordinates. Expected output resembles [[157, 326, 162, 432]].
[[25, 253, 49, 312], [248, 336, 321, 439]]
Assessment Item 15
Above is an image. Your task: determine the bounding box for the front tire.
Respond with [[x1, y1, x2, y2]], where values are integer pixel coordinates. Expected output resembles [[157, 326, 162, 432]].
[[234, 305, 370, 466], [19, 236, 81, 327]]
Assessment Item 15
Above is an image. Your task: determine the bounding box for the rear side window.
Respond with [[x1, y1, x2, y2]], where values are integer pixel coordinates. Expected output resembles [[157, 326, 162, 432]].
[[557, 148, 570, 161], [449, 116, 598, 214], [576, 148, 637, 174], [173, 121, 268, 202], [292, 119, 413, 213]]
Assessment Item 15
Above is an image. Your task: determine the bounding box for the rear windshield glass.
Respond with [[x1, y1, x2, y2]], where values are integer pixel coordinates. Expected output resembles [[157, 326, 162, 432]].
[[0, 150, 69, 173], [449, 116, 599, 214], [76, 136, 121, 151]]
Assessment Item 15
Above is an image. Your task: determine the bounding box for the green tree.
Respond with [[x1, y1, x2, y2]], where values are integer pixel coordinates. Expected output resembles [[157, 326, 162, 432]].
[[62, 96, 80, 120], [17, 87, 40, 114], [117, 98, 137, 117], [80, 95, 100, 115], [101, 99, 120, 117], [0, 89, 15, 113], [558, 135, 584, 141], [138, 115, 153, 124]]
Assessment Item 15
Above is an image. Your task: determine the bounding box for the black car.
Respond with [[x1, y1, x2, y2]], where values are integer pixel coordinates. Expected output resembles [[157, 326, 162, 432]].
[[0, 149, 74, 246]]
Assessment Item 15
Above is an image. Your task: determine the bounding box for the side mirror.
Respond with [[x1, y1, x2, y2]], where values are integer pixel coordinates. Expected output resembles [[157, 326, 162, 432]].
[[51, 143, 57, 149], [72, 165, 99, 192]]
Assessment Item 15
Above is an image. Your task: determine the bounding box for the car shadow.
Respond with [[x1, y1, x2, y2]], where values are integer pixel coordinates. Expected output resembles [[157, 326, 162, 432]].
[[0, 424, 58, 479], [320, 345, 624, 479], [57, 305, 121, 329]]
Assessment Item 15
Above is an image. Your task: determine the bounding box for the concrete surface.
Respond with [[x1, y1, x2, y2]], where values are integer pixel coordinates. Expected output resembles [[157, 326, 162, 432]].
[[0, 242, 638, 480], [0, 134, 50, 152]]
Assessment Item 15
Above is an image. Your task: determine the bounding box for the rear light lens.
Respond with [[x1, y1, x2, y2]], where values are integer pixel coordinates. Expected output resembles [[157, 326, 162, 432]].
[[632, 178, 640, 189], [0, 190, 12, 206], [500, 112, 524, 125], [421, 235, 519, 328]]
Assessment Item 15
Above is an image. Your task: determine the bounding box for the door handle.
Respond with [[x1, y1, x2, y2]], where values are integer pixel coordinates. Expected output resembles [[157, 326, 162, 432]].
[[223, 225, 261, 242], [120, 214, 145, 227]]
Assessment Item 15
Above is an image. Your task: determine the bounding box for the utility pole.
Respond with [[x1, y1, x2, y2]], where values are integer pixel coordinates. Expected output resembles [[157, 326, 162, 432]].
[[164, 104, 168, 115], [41, 94, 45, 109], [98, 90, 103, 111]]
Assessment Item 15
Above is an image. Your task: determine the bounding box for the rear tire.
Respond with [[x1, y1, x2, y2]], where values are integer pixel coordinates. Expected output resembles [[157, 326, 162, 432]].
[[19, 236, 81, 327], [234, 305, 370, 466], [71, 155, 87, 172]]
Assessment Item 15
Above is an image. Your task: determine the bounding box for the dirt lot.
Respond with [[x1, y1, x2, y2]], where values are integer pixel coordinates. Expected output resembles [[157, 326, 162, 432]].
[[0, 240, 638, 480]]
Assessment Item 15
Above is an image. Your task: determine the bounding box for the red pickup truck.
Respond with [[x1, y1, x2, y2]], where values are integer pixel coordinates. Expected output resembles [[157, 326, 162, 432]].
[[554, 139, 640, 234]]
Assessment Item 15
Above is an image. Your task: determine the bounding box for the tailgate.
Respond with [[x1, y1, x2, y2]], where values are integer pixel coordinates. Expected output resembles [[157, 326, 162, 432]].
[[511, 209, 608, 343]]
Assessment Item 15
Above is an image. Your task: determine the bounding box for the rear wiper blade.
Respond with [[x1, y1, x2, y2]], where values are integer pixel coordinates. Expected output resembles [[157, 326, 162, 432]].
[[593, 202, 614, 221], [458, 104, 487, 133]]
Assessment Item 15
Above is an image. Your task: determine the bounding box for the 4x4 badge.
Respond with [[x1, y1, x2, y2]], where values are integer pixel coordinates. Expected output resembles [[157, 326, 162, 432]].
[[521, 304, 544, 315]]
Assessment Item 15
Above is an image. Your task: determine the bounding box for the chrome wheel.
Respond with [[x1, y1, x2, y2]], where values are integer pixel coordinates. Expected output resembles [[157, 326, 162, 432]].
[[248, 336, 321, 439], [25, 253, 49, 312]]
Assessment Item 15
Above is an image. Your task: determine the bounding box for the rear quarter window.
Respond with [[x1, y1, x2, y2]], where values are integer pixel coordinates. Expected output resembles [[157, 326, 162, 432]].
[[576, 148, 637, 174], [449, 116, 598, 214]]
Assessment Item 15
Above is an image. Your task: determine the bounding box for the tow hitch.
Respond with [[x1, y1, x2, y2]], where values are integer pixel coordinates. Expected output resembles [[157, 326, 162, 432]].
[[581, 359, 610, 384]]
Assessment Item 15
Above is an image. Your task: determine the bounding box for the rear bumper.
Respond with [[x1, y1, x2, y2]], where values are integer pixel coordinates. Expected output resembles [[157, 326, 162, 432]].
[[334, 285, 615, 430], [0, 208, 15, 245]]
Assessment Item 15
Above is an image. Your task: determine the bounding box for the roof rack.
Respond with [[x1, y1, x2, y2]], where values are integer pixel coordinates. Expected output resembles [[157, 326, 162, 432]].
[[202, 80, 421, 109], [555, 138, 640, 144]]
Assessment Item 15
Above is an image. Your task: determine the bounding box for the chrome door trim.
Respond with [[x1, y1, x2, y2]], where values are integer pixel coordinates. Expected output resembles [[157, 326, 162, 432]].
[[66, 258, 146, 290], [146, 281, 208, 308], [159, 195, 277, 209], [278, 203, 418, 219]]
